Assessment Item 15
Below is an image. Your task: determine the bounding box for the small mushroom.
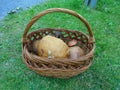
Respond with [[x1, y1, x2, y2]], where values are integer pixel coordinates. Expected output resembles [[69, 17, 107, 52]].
[[69, 46, 84, 59], [68, 39, 77, 47]]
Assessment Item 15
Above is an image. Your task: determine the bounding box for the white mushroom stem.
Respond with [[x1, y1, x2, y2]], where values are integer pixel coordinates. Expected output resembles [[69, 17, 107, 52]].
[[48, 50, 54, 59]]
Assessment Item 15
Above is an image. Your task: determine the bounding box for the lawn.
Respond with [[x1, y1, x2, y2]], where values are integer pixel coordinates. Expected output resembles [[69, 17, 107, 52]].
[[0, 0, 120, 90]]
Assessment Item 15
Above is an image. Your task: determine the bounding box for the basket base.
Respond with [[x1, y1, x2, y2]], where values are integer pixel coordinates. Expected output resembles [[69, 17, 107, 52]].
[[23, 57, 92, 78]]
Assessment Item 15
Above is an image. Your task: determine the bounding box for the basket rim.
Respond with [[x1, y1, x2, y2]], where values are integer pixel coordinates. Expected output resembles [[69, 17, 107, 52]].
[[27, 28, 89, 39]]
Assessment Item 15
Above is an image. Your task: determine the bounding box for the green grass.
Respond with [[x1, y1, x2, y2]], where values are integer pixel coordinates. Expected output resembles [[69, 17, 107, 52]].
[[0, 0, 120, 90]]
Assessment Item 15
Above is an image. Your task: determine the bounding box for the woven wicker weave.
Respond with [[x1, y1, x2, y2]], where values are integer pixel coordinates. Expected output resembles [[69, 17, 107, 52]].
[[22, 8, 95, 78]]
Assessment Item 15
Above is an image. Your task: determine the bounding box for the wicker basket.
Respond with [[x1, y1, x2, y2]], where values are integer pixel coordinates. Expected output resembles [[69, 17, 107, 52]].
[[22, 8, 95, 78]]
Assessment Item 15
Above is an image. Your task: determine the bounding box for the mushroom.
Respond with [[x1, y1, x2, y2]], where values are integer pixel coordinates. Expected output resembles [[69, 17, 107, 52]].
[[69, 46, 84, 59], [68, 39, 77, 47]]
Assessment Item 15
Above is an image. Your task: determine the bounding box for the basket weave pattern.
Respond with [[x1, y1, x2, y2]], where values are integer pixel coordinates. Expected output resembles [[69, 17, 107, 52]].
[[22, 8, 95, 78]]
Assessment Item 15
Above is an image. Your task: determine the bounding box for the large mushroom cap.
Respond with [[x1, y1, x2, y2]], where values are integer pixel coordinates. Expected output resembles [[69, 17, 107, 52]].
[[37, 35, 69, 58]]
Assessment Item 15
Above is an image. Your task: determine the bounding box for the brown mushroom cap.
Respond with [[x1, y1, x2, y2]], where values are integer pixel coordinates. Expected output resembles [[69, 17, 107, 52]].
[[68, 39, 77, 47]]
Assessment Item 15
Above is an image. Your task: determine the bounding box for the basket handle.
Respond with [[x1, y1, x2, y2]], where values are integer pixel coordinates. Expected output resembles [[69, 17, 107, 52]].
[[22, 8, 95, 44]]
